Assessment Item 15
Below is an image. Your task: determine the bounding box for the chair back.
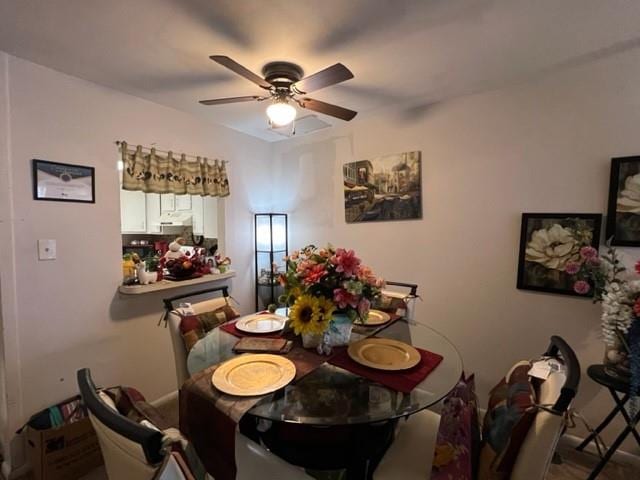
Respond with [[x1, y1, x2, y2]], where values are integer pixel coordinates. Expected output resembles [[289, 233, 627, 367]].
[[383, 281, 419, 322], [163, 286, 230, 388], [76, 369, 164, 480], [511, 336, 580, 480]]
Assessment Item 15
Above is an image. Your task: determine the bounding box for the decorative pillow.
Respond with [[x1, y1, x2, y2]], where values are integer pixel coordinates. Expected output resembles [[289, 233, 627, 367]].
[[178, 302, 240, 352], [102, 386, 171, 430], [477, 361, 537, 480], [431, 373, 480, 480]]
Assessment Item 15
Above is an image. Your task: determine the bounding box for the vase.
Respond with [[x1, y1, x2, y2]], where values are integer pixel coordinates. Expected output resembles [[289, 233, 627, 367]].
[[326, 313, 354, 347], [301, 331, 324, 349], [300, 313, 354, 349]]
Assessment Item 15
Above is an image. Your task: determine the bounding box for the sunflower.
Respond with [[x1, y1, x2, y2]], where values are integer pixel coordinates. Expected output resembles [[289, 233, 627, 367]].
[[317, 296, 336, 323], [289, 295, 326, 335]]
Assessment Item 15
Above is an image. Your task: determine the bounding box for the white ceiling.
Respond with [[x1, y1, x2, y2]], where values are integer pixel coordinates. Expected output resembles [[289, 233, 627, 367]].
[[2, 0, 640, 141]]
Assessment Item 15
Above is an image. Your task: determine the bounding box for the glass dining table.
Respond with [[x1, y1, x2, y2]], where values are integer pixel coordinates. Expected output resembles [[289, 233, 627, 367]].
[[187, 314, 464, 427]]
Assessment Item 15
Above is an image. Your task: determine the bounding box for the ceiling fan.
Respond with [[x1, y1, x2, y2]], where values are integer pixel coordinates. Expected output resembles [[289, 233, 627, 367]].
[[199, 56, 357, 127]]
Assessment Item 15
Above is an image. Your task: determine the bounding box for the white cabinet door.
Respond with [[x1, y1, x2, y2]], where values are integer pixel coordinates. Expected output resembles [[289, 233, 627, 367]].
[[120, 189, 147, 233], [191, 195, 204, 236], [146, 193, 161, 233], [161, 193, 175, 211], [203, 197, 218, 239]]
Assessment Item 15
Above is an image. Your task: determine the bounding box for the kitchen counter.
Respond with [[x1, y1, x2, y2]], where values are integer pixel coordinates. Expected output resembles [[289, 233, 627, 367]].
[[118, 270, 235, 295]]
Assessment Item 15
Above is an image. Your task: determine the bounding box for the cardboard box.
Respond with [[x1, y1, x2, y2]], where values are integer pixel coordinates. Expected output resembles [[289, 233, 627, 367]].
[[26, 416, 103, 480]]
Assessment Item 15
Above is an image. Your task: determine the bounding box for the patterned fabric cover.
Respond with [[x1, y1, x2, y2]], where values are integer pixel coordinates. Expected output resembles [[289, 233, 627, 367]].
[[478, 362, 537, 479], [431, 373, 480, 480], [179, 303, 240, 352], [102, 386, 171, 431]]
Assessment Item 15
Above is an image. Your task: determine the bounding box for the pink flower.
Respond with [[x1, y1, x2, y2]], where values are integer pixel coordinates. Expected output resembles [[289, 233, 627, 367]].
[[564, 261, 581, 275], [375, 277, 386, 288], [573, 280, 591, 295], [332, 248, 361, 278], [587, 257, 601, 267], [303, 264, 327, 285], [579, 246, 598, 260], [358, 298, 371, 317], [333, 288, 359, 309]]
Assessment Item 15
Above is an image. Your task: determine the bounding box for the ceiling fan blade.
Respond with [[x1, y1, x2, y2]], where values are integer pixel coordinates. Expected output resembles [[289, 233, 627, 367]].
[[292, 63, 354, 94], [298, 98, 357, 121], [199, 95, 264, 105], [209, 56, 272, 89]]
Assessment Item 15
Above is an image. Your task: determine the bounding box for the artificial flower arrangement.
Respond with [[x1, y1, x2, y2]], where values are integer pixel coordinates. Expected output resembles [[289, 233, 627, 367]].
[[279, 245, 384, 346], [160, 248, 213, 278], [570, 244, 640, 404]]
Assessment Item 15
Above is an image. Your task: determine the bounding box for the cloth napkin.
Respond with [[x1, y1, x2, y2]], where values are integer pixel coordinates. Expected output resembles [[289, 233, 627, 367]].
[[329, 346, 443, 394]]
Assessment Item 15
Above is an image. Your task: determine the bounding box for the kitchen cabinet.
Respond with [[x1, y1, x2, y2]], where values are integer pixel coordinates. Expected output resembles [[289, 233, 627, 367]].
[[146, 193, 161, 233], [191, 196, 217, 238], [191, 195, 203, 236], [120, 189, 147, 233], [203, 196, 218, 239], [120, 190, 218, 239]]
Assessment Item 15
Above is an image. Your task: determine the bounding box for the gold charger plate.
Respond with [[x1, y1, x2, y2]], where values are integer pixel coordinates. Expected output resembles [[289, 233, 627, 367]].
[[363, 309, 391, 326], [212, 354, 296, 396], [235, 313, 287, 334], [348, 338, 421, 371]]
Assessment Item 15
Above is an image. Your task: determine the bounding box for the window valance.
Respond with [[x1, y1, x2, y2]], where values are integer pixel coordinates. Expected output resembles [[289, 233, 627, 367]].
[[119, 141, 230, 197]]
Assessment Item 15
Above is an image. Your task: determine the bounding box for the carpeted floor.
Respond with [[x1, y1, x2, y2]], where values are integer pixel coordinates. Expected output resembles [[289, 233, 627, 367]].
[[547, 445, 638, 479]]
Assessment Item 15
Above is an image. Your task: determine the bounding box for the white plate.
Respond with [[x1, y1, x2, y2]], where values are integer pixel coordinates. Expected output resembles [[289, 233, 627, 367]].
[[212, 354, 296, 396], [235, 313, 287, 334]]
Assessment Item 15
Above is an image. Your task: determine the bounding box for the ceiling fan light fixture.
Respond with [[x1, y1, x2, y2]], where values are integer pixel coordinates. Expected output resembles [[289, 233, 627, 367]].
[[266, 99, 297, 127]]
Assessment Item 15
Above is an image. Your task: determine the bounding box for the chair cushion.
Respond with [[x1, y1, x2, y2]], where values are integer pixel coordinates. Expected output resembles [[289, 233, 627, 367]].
[[178, 302, 240, 352], [102, 386, 171, 431], [431, 373, 480, 480], [373, 290, 409, 314], [478, 361, 537, 480]]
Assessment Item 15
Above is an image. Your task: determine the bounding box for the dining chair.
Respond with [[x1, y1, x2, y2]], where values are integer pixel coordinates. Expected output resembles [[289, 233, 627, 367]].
[[76, 368, 202, 480], [382, 281, 419, 322], [235, 430, 314, 480], [374, 336, 580, 480], [163, 286, 231, 388]]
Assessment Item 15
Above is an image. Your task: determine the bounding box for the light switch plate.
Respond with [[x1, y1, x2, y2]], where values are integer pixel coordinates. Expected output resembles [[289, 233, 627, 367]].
[[38, 239, 56, 260]]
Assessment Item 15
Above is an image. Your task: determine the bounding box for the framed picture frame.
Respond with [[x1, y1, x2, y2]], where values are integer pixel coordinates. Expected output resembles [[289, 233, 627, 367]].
[[32, 159, 95, 203], [343, 151, 422, 223], [606, 156, 640, 246], [517, 213, 602, 297]]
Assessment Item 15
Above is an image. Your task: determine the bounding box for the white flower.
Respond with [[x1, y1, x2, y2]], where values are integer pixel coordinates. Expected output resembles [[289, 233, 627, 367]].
[[525, 224, 580, 271], [617, 173, 640, 213]]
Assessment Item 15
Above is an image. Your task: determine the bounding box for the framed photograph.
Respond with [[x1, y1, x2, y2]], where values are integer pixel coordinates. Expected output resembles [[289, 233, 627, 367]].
[[606, 156, 640, 246], [343, 151, 422, 223], [517, 213, 602, 297], [32, 159, 95, 203]]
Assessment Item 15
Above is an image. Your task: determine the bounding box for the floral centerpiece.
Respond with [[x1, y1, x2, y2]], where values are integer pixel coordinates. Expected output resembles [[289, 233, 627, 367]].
[[279, 245, 384, 350], [161, 248, 212, 278], [571, 244, 640, 407]]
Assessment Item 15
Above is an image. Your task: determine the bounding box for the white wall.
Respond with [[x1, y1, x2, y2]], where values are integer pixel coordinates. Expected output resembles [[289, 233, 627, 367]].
[[0, 53, 273, 470], [272, 46, 640, 455]]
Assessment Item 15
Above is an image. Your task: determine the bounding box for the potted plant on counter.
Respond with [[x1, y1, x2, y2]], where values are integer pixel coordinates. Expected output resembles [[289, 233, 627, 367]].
[[279, 244, 384, 351]]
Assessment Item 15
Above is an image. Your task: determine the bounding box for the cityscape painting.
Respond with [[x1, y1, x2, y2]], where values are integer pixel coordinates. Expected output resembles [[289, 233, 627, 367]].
[[343, 151, 422, 223]]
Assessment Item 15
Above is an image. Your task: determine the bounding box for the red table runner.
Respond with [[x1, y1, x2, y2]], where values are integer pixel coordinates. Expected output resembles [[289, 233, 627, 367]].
[[329, 347, 443, 394]]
